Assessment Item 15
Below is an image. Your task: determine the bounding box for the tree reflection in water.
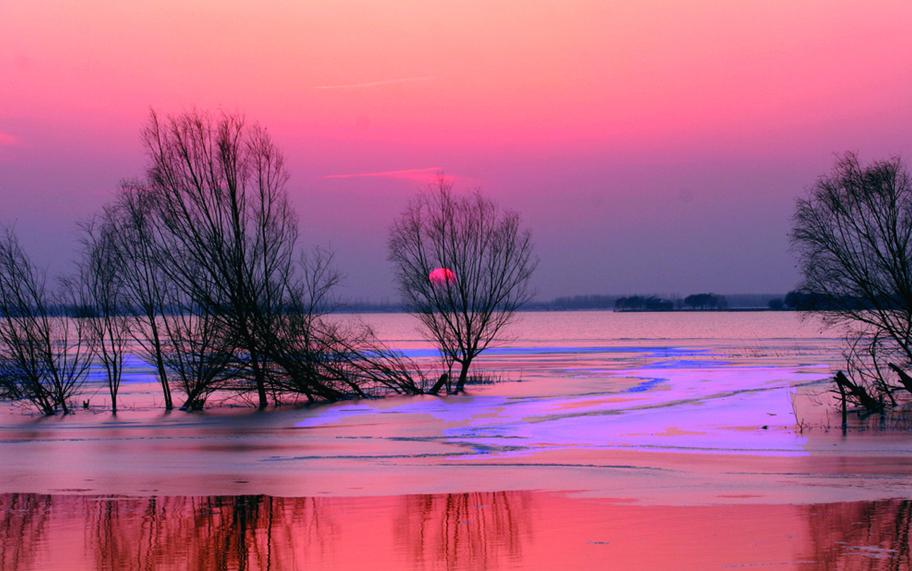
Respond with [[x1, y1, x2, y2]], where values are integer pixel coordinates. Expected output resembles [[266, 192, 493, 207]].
[[804, 499, 912, 570], [56, 495, 332, 570], [394, 491, 534, 569], [0, 494, 52, 570], [2, 492, 912, 569]]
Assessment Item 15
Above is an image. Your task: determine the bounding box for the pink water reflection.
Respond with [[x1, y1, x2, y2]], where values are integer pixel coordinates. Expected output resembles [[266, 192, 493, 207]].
[[2, 492, 910, 570]]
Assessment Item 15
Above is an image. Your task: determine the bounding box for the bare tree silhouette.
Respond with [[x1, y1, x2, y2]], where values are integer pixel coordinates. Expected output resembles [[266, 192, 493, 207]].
[[106, 183, 175, 410], [792, 153, 912, 409], [75, 218, 132, 413], [104, 109, 422, 407], [159, 285, 237, 411], [0, 228, 93, 414], [140, 110, 297, 409], [0, 110, 424, 412], [389, 179, 536, 393]]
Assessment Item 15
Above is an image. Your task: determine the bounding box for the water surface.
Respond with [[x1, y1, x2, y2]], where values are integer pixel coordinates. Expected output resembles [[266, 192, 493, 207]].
[[2, 312, 911, 569]]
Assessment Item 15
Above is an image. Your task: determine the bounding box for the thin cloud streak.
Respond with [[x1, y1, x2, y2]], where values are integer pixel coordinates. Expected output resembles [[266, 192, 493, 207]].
[[313, 75, 435, 90], [323, 167, 446, 183]]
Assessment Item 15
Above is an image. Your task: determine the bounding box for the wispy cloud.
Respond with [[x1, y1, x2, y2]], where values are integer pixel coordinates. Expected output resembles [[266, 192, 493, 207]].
[[323, 167, 447, 184], [313, 75, 434, 90], [324, 167, 444, 182]]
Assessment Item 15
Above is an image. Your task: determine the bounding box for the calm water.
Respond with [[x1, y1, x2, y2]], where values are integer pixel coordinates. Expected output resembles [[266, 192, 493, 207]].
[[2, 311, 912, 569], [3, 492, 912, 570]]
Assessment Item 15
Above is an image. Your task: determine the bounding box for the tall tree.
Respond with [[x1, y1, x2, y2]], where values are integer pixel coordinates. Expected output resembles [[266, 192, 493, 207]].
[[75, 218, 132, 413], [0, 229, 93, 414], [141, 110, 297, 409]]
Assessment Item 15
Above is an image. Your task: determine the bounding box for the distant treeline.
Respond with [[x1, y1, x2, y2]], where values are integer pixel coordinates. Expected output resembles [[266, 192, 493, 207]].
[[36, 291, 865, 315], [773, 290, 878, 311], [547, 293, 753, 311], [338, 293, 791, 312]]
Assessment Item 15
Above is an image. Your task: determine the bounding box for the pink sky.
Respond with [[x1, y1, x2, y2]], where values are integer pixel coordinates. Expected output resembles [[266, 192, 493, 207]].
[[2, 0, 911, 299]]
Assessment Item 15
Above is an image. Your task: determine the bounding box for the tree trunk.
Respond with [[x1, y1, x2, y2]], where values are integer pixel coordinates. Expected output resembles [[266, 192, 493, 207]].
[[836, 377, 847, 434], [454, 359, 472, 393], [149, 321, 173, 410], [429, 373, 449, 395], [251, 356, 269, 409], [834, 371, 881, 412], [159, 371, 173, 410]]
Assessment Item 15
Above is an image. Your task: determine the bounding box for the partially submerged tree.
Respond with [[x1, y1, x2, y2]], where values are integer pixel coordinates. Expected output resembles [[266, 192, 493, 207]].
[[0, 229, 93, 414], [389, 179, 536, 393], [106, 183, 174, 409], [792, 153, 912, 411], [1, 110, 425, 413], [141, 110, 295, 408], [75, 218, 132, 413], [160, 284, 237, 411], [132, 109, 420, 407], [260, 250, 425, 401]]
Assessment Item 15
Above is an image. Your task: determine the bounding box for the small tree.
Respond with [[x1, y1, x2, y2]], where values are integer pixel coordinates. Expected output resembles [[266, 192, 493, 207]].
[[106, 183, 174, 410], [791, 153, 912, 409], [0, 229, 93, 414], [75, 218, 132, 413], [389, 179, 536, 393]]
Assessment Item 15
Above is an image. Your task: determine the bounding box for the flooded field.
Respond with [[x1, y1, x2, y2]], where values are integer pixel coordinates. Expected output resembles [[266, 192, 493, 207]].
[[2, 311, 912, 569]]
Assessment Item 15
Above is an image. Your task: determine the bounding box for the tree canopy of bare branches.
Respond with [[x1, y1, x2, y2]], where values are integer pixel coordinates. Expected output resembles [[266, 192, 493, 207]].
[[0, 110, 426, 413], [792, 152, 912, 410], [75, 218, 133, 413], [389, 179, 536, 393], [0, 229, 93, 414], [105, 183, 175, 409], [71, 109, 421, 410], [140, 110, 297, 408]]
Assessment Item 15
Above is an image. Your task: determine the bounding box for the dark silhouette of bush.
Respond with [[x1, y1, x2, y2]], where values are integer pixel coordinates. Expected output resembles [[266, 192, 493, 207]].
[[683, 293, 727, 310], [614, 296, 674, 311]]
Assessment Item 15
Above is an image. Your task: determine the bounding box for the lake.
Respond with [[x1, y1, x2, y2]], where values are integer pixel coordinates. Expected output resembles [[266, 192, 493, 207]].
[[2, 311, 912, 569]]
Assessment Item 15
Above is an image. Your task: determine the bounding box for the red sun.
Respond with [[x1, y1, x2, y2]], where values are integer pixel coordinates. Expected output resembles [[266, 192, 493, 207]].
[[429, 267, 456, 286]]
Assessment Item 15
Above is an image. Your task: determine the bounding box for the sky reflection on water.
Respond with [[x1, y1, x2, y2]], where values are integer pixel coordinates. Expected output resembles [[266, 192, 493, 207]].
[[2, 491, 911, 570]]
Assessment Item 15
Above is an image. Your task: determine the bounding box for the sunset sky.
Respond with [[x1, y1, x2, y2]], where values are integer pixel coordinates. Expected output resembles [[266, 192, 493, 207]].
[[2, 0, 911, 300]]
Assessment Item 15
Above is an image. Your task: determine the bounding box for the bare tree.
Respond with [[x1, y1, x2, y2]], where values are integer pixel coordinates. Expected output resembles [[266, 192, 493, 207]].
[[141, 110, 298, 409], [136, 109, 417, 406], [313, 321, 427, 396], [106, 183, 174, 409], [792, 153, 912, 409], [75, 218, 132, 413], [265, 250, 425, 401], [160, 284, 237, 411], [0, 228, 93, 414], [389, 179, 536, 393]]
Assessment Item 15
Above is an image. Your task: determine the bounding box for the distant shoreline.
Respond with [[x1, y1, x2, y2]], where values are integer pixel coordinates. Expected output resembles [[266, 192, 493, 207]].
[[329, 305, 799, 314]]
